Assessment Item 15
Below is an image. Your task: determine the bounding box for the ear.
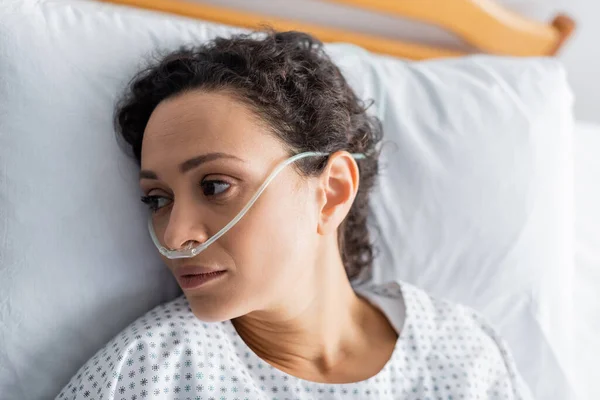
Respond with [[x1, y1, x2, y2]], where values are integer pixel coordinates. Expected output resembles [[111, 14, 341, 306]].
[[316, 151, 360, 236]]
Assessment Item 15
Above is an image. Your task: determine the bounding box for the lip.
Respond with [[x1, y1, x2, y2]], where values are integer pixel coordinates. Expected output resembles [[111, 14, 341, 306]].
[[176, 265, 227, 290]]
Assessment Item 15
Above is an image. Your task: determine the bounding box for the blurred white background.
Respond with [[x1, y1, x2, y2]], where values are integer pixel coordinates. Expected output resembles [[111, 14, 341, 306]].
[[192, 0, 598, 123]]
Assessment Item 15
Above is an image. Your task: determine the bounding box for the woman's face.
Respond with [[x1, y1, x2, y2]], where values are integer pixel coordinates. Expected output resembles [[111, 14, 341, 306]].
[[139, 90, 322, 322]]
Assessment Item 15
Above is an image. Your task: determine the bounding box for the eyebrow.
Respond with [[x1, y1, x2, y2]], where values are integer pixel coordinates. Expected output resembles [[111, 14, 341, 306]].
[[139, 152, 244, 181]]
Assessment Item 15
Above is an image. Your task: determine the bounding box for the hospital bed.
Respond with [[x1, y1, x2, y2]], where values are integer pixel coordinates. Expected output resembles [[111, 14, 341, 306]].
[[0, 0, 597, 399]]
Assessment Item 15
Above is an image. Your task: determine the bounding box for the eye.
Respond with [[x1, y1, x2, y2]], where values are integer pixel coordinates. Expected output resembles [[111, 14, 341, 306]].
[[200, 180, 231, 197], [140, 195, 172, 212]]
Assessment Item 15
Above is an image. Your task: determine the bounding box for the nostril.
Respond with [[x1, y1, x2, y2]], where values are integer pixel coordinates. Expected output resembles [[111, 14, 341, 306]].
[[182, 241, 199, 250]]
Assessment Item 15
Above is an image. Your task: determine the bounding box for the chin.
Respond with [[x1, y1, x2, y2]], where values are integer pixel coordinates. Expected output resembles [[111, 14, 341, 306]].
[[185, 295, 245, 323]]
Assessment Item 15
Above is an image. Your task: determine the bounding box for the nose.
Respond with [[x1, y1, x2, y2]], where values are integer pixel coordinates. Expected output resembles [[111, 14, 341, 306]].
[[160, 200, 209, 251]]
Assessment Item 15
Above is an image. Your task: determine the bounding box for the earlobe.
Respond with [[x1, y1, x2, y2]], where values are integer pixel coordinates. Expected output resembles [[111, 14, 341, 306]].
[[317, 151, 360, 236]]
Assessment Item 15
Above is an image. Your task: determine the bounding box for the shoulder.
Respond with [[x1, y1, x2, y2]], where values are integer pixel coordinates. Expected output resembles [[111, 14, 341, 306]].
[[400, 281, 533, 399], [363, 280, 510, 351], [56, 295, 228, 400], [357, 280, 532, 399], [399, 281, 509, 355]]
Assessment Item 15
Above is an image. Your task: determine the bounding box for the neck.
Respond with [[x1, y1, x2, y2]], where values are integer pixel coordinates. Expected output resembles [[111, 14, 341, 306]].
[[231, 243, 388, 381]]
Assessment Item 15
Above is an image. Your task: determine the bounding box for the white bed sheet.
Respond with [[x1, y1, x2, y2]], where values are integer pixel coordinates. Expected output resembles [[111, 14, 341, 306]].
[[572, 121, 600, 400]]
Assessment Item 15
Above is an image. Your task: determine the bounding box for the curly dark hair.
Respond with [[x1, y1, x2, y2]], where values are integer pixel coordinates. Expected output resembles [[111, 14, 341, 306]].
[[115, 30, 382, 280]]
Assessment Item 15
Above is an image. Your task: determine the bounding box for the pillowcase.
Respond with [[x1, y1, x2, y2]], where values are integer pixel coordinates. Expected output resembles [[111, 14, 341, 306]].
[[0, 0, 575, 398], [330, 48, 576, 398]]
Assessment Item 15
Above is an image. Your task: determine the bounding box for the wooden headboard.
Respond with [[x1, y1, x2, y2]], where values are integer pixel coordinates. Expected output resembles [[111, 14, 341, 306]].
[[97, 0, 575, 60]]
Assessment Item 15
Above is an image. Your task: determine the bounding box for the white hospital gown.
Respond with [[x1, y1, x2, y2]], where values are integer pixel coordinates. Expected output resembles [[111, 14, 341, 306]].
[[56, 281, 532, 400]]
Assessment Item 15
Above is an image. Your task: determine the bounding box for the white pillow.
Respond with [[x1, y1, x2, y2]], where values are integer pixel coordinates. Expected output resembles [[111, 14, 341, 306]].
[[0, 0, 575, 398], [331, 48, 576, 398]]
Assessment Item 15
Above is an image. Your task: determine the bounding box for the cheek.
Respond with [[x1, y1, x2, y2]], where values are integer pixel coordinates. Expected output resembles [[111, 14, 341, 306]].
[[222, 183, 316, 281]]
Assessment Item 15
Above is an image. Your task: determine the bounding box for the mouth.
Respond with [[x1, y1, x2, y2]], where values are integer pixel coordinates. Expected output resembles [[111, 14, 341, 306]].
[[176, 266, 227, 290]]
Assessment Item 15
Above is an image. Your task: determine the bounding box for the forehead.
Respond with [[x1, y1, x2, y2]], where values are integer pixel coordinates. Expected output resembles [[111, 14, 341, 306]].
[[141, 90, 284, 168]]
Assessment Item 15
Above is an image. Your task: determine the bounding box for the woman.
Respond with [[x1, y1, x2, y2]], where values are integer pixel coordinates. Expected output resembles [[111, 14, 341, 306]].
[[57, 31, 531, 400]]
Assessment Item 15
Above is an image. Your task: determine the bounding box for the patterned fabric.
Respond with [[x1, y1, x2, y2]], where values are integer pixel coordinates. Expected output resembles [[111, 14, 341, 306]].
[[56, 281, 531, 400]]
